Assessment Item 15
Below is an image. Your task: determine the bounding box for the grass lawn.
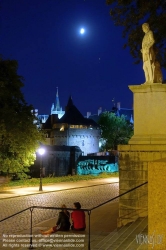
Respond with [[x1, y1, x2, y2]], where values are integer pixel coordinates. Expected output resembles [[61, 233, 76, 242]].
[[0, 172, 119, 189]]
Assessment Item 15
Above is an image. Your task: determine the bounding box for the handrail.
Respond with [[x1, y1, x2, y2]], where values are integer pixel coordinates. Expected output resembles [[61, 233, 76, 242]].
[[117, 182, 148, 226], [0, 207, 31, 222], [90, 181, 148, 211], [19, 206, 90, 212], [0, 181, 148, 250], [0, 206, 89, 223]]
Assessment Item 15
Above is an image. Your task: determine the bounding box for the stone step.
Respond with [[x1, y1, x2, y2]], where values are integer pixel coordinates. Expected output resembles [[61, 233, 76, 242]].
[[126, 225, 148, 250], [117, 220, 148, 250], [92, 217, 148, 250]]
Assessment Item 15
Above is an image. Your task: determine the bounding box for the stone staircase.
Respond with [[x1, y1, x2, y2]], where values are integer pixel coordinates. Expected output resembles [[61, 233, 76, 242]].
[[91, 216, 148, 250]]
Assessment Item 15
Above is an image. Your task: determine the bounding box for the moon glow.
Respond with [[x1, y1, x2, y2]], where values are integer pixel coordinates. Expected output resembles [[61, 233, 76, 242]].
[[80, 28, 85, 34]]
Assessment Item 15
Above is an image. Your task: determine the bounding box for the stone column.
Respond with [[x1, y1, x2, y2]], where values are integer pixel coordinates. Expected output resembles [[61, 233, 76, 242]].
[[148, 160, 166, 249], [118, 144, 166, 226]]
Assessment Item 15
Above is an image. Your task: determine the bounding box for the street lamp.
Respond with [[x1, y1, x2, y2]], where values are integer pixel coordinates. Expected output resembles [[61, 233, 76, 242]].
[[38, 147, 45, 191]]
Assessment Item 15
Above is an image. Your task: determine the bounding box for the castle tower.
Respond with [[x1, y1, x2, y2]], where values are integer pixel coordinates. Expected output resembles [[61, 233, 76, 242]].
[[44, 96, 100, 156]]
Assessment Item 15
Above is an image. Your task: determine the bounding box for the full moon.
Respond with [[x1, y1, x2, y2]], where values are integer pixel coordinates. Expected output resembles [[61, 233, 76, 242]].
[[80, 28, 85, 34]]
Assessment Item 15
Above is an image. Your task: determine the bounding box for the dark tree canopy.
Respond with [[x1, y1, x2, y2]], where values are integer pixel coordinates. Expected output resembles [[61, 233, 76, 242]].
[[106, 0, 166, 68], [98, 112, 133, 150], [0, 59, 45, 175]]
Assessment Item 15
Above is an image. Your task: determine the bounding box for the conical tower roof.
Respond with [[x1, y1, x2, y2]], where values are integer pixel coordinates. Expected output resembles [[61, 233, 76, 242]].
[[44, 96, 99, 129], [57, 96, 98, 127]]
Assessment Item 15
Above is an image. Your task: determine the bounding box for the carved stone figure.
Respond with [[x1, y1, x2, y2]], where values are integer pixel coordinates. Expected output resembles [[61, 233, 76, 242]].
[[141, 23, 162, 84], [153, 60, 163, 83]]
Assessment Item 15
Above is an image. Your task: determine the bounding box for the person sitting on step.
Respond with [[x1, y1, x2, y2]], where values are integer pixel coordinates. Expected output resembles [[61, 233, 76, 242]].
[[40, 204, 70, 235], [71, 202, 86, 231]]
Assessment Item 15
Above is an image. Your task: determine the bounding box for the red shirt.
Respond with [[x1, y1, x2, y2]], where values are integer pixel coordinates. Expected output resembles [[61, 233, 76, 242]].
[[71, 210, 86, 229]]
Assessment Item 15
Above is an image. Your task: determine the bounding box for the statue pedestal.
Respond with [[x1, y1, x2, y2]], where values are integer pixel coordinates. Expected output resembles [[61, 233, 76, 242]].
[[117, 83, 166, 234], [128, 83, 166, 144]]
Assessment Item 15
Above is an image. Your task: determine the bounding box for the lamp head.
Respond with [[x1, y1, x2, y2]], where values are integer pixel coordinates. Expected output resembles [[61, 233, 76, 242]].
[[38, 148, 45, 156]]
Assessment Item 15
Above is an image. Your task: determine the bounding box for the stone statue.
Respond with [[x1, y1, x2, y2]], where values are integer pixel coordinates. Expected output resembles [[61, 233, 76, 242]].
[[141, 23, 162, 84]]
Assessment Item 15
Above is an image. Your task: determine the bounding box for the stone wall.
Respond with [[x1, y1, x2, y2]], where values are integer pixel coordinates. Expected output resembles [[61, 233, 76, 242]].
[[50, 128, 100, 156], [148, 160, 166, 249], [129, 84, 166, 145], [117, 144, 166, 226], [68, 128, 100, 156], [52, 130, 68, 146], [44, 151, 71, 176]]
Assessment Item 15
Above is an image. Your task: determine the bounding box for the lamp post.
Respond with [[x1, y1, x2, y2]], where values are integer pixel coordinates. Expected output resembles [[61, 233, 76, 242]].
[[38, 147, 45, 191]]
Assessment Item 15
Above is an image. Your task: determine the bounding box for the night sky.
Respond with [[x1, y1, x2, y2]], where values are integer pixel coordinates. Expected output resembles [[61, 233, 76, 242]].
[[1, 0, 165, 116]]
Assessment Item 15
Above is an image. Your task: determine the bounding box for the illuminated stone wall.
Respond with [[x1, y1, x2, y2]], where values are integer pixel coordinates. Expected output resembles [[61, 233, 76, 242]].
[[129, 84, 166, 145], [118, 142, 166, 226], [148, 160, 166, 249], [50, 128, 100, 156], [68, 128, 100, 156]]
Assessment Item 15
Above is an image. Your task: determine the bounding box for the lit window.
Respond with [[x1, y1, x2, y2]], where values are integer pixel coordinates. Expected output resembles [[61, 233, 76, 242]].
[[60, 125, 64, 131]]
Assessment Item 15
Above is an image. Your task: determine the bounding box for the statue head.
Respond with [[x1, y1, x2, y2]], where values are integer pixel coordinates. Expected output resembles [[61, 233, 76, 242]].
[[142, 23, 150, 33]]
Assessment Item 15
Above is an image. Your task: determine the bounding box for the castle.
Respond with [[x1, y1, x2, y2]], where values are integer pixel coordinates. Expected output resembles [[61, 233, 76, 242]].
[[32, 89, 133, 177], [41, 89, 100, 156], [37, 88, 133, 156]]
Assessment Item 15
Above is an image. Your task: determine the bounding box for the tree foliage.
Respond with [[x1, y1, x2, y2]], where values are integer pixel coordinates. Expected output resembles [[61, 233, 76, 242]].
[[98, 112, 133, 150], [0, 59, 45, 175], [106, 0, 166, 68]]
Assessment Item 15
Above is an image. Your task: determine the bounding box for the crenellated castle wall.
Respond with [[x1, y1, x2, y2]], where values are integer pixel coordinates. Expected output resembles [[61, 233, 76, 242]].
[[49, 128, 100, 156]]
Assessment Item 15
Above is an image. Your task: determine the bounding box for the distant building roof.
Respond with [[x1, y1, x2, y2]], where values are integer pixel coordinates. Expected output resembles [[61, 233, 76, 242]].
[[86, 114, 99, 123], [57, 96, 98, 127], [116, 108, 133, 122], [43, 96, 99, 129], [88, 103, 133, 124]]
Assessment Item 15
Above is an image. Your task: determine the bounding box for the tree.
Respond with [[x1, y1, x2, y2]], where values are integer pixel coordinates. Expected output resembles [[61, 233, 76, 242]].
[[0, 59, 45, 176], [106, 0, 166, 68], [98, 112, 133, 150]]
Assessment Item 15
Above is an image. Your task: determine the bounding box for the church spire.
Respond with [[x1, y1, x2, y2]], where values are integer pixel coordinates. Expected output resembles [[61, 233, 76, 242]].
[[51, 87, 65, 118], [56, 86, 59, 97], [55, 87, 61, 111]]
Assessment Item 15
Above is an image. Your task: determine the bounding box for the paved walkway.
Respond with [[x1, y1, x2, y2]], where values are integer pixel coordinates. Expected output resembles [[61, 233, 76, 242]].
[[0, 177, 119, 250], [0, 177, 119, 199]]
